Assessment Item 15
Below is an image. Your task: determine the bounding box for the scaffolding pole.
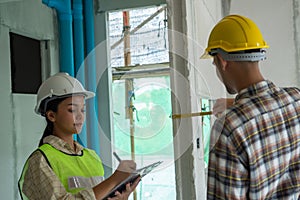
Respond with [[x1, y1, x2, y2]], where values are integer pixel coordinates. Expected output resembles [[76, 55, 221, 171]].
[[111, 6, 166, 50], [123, 10, 137, 200]]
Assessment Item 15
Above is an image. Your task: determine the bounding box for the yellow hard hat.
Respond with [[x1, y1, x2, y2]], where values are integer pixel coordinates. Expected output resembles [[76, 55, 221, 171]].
[[201, 14, 269, 61]]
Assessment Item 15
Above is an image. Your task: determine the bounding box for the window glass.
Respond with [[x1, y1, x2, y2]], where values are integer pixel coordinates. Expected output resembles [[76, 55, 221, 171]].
[[109, 6, 176, 199]]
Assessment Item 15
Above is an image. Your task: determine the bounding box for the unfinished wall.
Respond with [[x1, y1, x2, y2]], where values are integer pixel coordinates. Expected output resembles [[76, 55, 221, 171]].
[[168, 0, 224, 199], [186, 1, 224, 199], [0, 0, 58, 199], [230, 0, 300, 88]]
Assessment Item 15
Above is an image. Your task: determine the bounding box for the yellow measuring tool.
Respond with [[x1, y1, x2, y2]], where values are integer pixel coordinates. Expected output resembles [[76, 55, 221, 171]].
[[171, 111, 212, 119]]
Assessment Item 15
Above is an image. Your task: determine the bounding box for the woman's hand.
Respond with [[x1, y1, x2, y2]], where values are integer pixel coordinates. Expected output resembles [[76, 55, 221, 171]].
[[107, 176, 141, 200], [116, 160, 136, 173], [112, 160, 137, 183], [93, 160, 138, 200]]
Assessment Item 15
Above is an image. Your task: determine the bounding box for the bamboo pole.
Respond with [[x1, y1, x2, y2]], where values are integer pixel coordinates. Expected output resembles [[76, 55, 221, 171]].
[[111, 6, 166, 50], [123, 11, 137, 200]]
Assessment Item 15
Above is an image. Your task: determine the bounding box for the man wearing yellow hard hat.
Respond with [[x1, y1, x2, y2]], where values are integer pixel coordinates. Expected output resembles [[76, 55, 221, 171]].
[[202, 15, 300, 199]]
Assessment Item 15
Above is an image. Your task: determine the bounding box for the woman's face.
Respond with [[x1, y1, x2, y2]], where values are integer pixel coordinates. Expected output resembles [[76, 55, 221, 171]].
[[50, 96, 86, 135]]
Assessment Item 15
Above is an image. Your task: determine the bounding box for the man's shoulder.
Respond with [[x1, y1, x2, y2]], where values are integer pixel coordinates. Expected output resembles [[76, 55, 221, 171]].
[[282, 86, 300, 96]]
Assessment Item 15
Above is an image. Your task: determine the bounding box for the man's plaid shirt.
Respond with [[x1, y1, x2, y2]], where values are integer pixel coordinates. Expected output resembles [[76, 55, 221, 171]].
[[207, 80, 300, 199]]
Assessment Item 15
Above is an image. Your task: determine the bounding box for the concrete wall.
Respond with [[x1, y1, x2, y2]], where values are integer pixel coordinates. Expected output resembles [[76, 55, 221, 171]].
[[167, 0, 224, 199], [0, 0, 58, 199], [230, 0, 300, 88], [185, 1, 224, 199], [186, 1, 227, 199]]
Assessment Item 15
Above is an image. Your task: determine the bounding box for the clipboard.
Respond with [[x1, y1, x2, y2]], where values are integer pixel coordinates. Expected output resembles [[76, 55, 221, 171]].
[[103, 161, 163, 199]]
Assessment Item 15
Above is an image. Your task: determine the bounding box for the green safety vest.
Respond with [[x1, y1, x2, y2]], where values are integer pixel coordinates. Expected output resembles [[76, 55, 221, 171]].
[[18, 143, 104, 199]]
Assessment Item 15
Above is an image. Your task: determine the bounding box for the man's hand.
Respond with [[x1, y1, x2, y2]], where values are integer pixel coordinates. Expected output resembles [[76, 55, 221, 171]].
[[212, 98, 234, 117]]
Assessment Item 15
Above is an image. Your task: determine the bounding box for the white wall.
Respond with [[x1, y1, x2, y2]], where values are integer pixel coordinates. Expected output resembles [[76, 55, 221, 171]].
[[168, 0, 224, 199], [185, 1, 224, 199], [0, 0, 58, 199], [230, 0, 300, 87]]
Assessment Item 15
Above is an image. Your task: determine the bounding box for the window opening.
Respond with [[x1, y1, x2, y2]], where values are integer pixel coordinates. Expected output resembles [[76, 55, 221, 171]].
[[109, 5, 176, 200], [10, 32, 42, 94]]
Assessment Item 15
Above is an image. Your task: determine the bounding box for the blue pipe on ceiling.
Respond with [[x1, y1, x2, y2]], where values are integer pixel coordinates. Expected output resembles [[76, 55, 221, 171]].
[[84, 0, 101, 156], [42, 0, 78, 142], [42, 0, 74, 76], [73, 0, 87, 146], [42, 0, 100, 154]]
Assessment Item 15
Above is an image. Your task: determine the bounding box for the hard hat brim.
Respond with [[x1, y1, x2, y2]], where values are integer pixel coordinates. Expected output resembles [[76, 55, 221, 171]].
[[34, 91, 95, 115], [200, 51, 213, 59]]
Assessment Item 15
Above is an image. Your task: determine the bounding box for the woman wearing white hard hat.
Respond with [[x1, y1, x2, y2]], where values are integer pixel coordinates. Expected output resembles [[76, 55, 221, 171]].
[[18, 73, 140, 200]]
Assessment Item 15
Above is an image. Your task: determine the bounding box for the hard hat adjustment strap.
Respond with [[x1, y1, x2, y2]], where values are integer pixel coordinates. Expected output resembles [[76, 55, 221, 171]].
[[210, 48, 267, 61]]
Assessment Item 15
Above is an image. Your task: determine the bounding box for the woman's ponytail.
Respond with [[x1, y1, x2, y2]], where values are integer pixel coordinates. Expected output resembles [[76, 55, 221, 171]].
[[38, 118, 53, 147]]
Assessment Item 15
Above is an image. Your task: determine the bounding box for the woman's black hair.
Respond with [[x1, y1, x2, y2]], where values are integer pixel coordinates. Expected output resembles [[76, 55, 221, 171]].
[[38, 97, 68, 147]]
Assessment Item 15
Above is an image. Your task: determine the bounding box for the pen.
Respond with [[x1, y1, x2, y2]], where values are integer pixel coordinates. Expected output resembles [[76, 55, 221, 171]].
[[113, 152, 122, 162]]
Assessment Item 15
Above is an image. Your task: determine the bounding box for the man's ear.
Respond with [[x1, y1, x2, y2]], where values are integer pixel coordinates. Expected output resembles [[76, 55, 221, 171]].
[[216, 54, 227, 71], [46, 111, 56, 122]]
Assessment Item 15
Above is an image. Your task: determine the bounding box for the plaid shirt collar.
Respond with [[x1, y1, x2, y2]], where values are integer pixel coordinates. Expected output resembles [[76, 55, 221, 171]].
[[235, 80, 276, 101], [43, 135, 84, 155]]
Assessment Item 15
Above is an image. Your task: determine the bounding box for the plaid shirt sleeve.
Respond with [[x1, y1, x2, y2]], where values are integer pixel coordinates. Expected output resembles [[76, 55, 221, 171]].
[[22, 150, 96, 200], [207, 118, 249, 200]]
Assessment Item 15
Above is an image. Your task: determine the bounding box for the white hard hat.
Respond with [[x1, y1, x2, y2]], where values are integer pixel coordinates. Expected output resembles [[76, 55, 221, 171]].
[[35, 72, 95, 115]]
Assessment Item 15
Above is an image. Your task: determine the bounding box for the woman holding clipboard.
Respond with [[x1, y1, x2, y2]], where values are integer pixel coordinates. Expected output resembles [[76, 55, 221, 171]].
[[18, 73, 140, 200]]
